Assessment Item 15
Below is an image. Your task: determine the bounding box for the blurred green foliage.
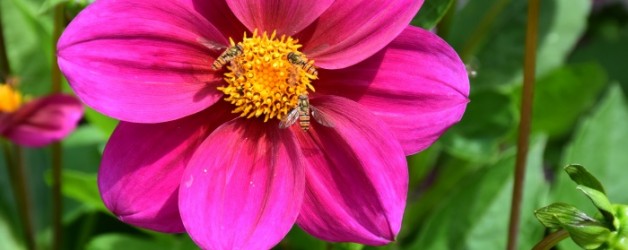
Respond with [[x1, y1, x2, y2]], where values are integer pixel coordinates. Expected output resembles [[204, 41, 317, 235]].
[[1, 0, 627, 249]]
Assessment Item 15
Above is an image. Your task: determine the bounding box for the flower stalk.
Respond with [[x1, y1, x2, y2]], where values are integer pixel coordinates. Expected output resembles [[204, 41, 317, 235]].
[[532, 229, 570, 250], [507, 0, 540, 249], [51, 4, 66, 250], [1, 140, 36, 250]]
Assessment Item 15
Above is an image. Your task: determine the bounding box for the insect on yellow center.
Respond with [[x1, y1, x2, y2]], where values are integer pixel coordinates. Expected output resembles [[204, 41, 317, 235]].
[[0, 84, 22, 113], [216, 30, 317, 122]]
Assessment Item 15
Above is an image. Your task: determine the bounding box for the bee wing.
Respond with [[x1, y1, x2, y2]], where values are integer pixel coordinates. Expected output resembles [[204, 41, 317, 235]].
[[279, 108, 300, 129], [197, 37, 228, 51], [310, 106, 334, 128]]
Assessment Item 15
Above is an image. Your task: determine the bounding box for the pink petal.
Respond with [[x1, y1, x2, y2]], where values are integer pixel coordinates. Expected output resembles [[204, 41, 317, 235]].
[[182, 0, 247, 41], [179, 118, 305, 250], [58, 0, 228, 123], [226, 0, 334, 36], [98, 102, 234, 233], [293, 96, 408, 245], [316, 26, 470, 155], [1, 94, 83, 147], [299, 0, 424, 69]]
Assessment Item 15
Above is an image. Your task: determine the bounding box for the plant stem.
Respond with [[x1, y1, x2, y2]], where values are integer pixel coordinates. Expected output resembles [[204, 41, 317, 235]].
[[0, 3, 12, 83], [2, 141, 37, 250], [532, 230, 569, 250], [51, 4, 66, 250], [506, 0, 540, 249]]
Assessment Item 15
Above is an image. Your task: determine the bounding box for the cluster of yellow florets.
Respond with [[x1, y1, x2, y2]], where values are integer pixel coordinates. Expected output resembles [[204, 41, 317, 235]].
[[217, 30, 316, 122]]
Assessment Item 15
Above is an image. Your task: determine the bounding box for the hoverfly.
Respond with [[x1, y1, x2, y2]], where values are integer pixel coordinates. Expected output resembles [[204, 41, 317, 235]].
[[197, 37, 244, 71], [279, 94, 333, 131], [287, 52, 318, 77]]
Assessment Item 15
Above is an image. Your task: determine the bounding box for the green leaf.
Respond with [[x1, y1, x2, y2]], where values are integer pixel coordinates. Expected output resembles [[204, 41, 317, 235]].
[[569, 12, 628, 97], [410, 0, 454, 29], [83, 108, 118, 138], [407, 137, 549, 249], [535, 202, 598, 229], [565, 164, 606, 195], [442, 89, 516, 162], [577, 186, 616, 229], [1, 0, 53, 95], [447, 0, 589, 89], [45, 170, 106, 212], [282, 227, 326, 250], [552, 85, 628, 211], [520, 63, 608, 137], [562, 221, 611, 250]]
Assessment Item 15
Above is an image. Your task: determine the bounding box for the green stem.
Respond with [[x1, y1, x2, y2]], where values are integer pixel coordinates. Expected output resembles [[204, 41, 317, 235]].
[[0, 2, 12, 82], [506, 0, 540, 249], [2, 141, 37, 250], [532, 230, 569, 250], [51, 4, 66, 250], [459, 0, 510, 61]]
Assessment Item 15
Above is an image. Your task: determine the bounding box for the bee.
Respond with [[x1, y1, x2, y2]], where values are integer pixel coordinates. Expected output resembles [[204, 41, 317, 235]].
[[197, 37, 244, 71], [287, 52, 318, 77], [279, 94, 334, 131]]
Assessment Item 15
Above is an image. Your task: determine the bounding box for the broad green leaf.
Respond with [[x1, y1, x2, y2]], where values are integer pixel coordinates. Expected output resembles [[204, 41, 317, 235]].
[[551, 85, 628, 249], [448, 0, 589, 89], [535, 202, 598, 229], [44, 170, 105, 212], [515, 63, 607, 137], [1, 0, 53, 95], [441, 89, 516, 162], [565, 164, 606, 195], [552, 85, 628, 210], [407, 137, 548, 250], [410, 0, 454, 29]]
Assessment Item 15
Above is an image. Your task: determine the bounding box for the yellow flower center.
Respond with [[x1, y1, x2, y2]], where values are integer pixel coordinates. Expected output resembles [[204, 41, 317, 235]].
[[0, 84, 22, 113], [217, 30, 317, 122]]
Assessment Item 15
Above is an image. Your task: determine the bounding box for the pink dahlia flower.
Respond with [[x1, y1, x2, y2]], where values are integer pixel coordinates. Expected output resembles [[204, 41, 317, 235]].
[[58, 0, 469, 249], [0, 83, 83, 147]]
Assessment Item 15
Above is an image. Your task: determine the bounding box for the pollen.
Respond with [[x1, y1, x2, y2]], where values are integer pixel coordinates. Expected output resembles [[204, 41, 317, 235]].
[[216, 30, 317, 122], [0, 84, 22, 113]]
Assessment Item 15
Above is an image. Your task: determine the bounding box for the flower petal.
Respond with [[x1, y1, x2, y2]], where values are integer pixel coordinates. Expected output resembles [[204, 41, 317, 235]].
[[293, 96, 408, 245], [58, 0, 227, 123], [179, 119, 305, 250], [317, 26, 470, 155], [98, 102, 234, 233], [1, 94, 83, 147], [226, 0, 334, 36], [299, 0, 424, 69], [183, 0, 247, 41]]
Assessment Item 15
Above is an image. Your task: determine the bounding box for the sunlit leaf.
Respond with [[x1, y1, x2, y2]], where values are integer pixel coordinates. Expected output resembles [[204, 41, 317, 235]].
[[411, 0, 454, 29]]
